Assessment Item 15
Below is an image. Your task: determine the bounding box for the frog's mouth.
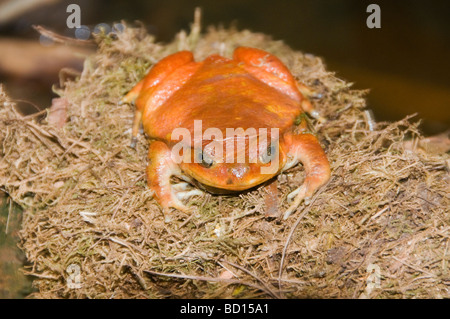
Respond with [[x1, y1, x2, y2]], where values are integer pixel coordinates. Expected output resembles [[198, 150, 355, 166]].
[[191, 173, 276, 193], [180, 160, 284, 193], [192, 182, 246, 195]]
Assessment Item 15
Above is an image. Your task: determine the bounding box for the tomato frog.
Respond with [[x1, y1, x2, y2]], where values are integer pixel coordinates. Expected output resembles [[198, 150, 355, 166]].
[[121, 47, 330, 219]]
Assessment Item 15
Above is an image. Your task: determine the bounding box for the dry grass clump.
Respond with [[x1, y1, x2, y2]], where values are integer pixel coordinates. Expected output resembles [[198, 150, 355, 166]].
[[0, 19, 448, 298]]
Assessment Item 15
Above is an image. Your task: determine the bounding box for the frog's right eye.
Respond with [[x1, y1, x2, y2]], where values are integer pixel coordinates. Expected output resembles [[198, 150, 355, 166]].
[[196, 150, 214, 168]]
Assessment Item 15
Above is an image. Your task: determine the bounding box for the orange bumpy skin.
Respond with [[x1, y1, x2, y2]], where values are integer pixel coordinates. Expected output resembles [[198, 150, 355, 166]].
[[122, 47, 330, 219]]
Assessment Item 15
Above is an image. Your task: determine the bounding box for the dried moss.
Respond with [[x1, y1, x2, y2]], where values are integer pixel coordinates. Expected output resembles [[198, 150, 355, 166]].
[[0, 19, 448, 298]]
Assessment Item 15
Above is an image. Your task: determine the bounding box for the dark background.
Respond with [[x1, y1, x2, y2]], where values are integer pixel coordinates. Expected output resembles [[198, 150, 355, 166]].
[[0, 0, 449, 134]]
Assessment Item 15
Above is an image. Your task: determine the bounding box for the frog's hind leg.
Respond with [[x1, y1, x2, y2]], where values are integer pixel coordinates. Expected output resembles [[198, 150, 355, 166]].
[[233, 46, 302, 102], [121, 79, 144, 105], [122, 51, 195, 105], [233, 47, 325, 123], [120, 78, 145, 148], [283, 133, 330, 219], [121, 51, 195, 147], [233, 47, 298, 88]]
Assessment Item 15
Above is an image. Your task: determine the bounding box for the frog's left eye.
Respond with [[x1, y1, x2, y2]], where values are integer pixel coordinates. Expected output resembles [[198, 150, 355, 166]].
[[197, 150, 214, 168], [260, 144, 277, 164]]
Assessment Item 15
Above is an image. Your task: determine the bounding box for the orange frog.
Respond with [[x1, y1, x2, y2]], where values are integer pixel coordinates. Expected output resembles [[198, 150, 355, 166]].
[[122, 47, 330, 219]]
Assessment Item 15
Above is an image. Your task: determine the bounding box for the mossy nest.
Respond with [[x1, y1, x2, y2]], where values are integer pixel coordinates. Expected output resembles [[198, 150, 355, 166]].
[[0, 19, 448, 298]]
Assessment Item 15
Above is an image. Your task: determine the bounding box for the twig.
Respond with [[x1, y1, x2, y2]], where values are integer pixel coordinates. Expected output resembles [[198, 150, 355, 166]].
[[5, 198, 12, 234], [221, 259, 280, 299], [12, 98, 42, 113], [188, 7, 202, 49], [144, 269, 278, 298], [107, 236, 148, 256], [66, 138, 105, 162], [127, 266, 148, 291], [391, 256, 437, 278], [277, 184, 328, 294], [33, 25, 96, 47], [22, 109, 47, 120], [26, 122, 62, 159], [22, 271, 59, 280]]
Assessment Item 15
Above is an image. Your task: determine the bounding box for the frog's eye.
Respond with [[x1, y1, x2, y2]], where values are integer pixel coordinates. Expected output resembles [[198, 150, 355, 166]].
[[197, 150, 214, 168], [260, 144, 277, 164]]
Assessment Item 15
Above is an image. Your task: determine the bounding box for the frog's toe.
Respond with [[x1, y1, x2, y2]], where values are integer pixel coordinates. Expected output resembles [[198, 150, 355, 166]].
[[169, 200, 190, 213], [164, 185, 203, 215], [301, 99, 326, 123], [309, 109, 326, 124], [287, 187, 301, 202], [284, 185, 308, 220], [283, 206, 295, 220], [172, 182, 204, 200], [172, 182, 190, 191], [175, 189, 204, 201], [162, 202, 189, 223], [161, 197, 190, 220]]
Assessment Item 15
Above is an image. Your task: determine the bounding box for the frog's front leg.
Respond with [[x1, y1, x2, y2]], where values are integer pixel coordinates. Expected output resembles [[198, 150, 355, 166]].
[[283, 133, 331, 219], [146, 141, 202, 220]]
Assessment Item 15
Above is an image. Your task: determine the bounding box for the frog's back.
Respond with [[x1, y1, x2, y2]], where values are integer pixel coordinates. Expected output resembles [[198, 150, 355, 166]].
[[145, 55, 304, 141]]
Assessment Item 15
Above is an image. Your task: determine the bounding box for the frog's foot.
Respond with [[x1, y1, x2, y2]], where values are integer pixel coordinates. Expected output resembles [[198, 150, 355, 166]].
[[297, 82, 323, 100], [296, 81, 325, 123], [158, 185, 203, 223], [146, 141, 203, 220], [164, 198, 190, 214], [119, 84, 143, 148], [173, 182, 204, 200], [287, 186, 309, 203], [301, 99, 326, 123], [120, 81, 143, 106], [151, 180, 191, 215], [283, 133, 331, 219], [284, 185, 310, 220]]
